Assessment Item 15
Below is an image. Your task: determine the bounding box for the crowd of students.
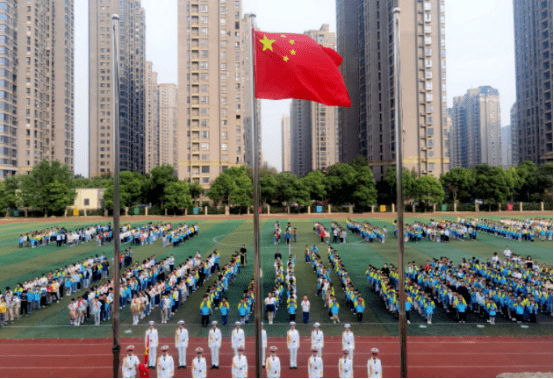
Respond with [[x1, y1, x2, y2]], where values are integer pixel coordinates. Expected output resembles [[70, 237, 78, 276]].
[[198, 251, 245, 327], [470, 217, 553, 241], [18, 223, 117, 248], [345, 219, 387, 243], [0, 221, 202, 327], [273, 221, 297, 245], [326, 244, 366, 323], [393, 219, 476, 243], [366, 251, 553, 326]]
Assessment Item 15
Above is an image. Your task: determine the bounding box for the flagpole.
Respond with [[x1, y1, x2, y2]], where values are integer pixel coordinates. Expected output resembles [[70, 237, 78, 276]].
[[393, 7, 408, 378], [248, 13, 263, 379], [111, 14, 122, 378]]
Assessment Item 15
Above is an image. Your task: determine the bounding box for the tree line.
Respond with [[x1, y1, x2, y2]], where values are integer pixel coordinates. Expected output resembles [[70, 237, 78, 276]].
[[0, 158, 551, 216]]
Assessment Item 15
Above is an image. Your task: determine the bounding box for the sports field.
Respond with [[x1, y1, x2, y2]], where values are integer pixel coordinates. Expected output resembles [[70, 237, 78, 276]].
[[0, 213, 552, 377]]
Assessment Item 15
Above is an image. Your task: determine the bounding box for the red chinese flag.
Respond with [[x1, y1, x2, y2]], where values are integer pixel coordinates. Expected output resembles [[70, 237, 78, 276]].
[[253, 30, 351, 107], [144, 338, 149, 365]]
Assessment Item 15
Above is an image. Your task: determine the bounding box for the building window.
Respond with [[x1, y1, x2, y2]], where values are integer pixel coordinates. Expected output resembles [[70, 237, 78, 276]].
[[201, 143, 210, 150], [222, 143, 228, 150], [202, 166, 210, 173], [84, 199, 90, 206], [202, 177, 210, 184]]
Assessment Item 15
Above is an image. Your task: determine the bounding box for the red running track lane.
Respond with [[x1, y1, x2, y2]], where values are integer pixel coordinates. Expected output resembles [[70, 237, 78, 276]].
[[0, 336, 551, 378]]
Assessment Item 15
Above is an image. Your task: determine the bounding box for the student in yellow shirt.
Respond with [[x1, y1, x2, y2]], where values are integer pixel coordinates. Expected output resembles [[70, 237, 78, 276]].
[[0, 295, 7, 327]]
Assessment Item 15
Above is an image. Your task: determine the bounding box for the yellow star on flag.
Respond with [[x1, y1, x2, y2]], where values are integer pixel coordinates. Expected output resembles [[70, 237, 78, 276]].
[[280, 35, 286, 38], [290, 49, 296, 55], [259, 35, 276, 52], [289, 40, 295, 45], [283, 55, 289, 62]]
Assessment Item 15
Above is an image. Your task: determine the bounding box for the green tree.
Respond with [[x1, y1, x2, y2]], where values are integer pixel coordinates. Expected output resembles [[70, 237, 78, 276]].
[[189, 182, 203, 206], [3, 175, 22, 208], [260, 172, 277, 206], [472, 164, 509, 204], [207, 172, 234, 207], [352, 164, 378, 207], [147, 164, 177, 207], [301, 171, 327, 202], [207, 166, 253, 211], [274, 172, 300, 205], [440, 166, 475, 205], [325, 163, 357, 205], [74, 174, 112, 189], [413, 175, 445, 209], [535, 162, 553, 202], [516, 160, 537, 202], [503, 167, 524, 203], [164, 181, 192, 214], [291, 179, 311, 206], [19, 159, 76, 215], [0, 180, 7, 214], [384, 166, 417, 203], [104, 171, 146, 211]]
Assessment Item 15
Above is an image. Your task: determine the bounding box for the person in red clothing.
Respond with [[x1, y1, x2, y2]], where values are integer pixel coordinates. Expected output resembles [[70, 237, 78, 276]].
[[320, 229, 325, 243]]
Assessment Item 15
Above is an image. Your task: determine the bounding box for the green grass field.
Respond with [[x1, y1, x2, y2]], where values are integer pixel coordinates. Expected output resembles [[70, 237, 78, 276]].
[[0, 215, 552, 340]]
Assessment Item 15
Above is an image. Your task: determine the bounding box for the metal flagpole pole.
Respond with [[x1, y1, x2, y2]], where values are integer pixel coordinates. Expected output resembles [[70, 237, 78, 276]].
[[248, 13, 263, 379], [111, 14, 122, 378], [393, 7, 408, 378]]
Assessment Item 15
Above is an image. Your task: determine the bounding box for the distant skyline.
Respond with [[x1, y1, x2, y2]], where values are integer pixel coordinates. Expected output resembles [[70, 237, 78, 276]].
[[74, 0, 516, 176]]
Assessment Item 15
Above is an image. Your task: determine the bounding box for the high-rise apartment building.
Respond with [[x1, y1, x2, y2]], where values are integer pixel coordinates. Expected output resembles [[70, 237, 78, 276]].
[[89, 0, 146, 177], [336, 0, 449, 180], [513, 0, 553, 164], [177, 1, 257, 187], [281, 114, 291, 172], [336, 0, 363, 164], [145, 61, 159, 174], [158, 83, 178, 168], [501, 125, 513, 167], [290, 25, 338, 177], [0, 0, 75, 178], [510, 103, 518, 165], [450, 86, 502, 168]]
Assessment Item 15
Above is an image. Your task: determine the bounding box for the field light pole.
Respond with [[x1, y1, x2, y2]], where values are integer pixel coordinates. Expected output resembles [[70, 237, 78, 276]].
[[111, 14, 121, 379], [248, 13, 263, 379], [393, 8, 408, 378]]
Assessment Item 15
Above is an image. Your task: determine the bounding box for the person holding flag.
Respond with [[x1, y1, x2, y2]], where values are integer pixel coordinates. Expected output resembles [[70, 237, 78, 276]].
[[308, 348, 324, 378], [145, 321, 158, 368], [338, 349, 354, 378], [122, 345, 140, 378], [156, 345, 174, 378], [265, 346, 281, 378]]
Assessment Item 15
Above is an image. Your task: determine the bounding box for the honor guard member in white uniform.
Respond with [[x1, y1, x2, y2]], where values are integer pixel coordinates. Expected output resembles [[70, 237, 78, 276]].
[[265, 346, 281, 378], [261, 322, 268, 367], [308, 348, 323, 378], [175, 320, 189, 369], [342, 324, 355, 359], [232, 321, 245, 356], [311, 322, 324, 357], [145, 321, 159, 368], [191, 347, 207, 378], [208, 321, 222, 369], [286, 321, 300, 369], [338, 349, 354, 378], [122, 345, 140, 378], [232, 346, 248, 378], [156, 345, 175, 378], [367, 348, 382, 378]]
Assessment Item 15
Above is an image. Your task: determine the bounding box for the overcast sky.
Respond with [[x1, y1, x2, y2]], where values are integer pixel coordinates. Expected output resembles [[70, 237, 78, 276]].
[[74, 0, 516, 176]]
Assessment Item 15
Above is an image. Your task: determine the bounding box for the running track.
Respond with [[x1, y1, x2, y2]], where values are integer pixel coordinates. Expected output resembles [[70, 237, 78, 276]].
[[1, 336, 551, 377]]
